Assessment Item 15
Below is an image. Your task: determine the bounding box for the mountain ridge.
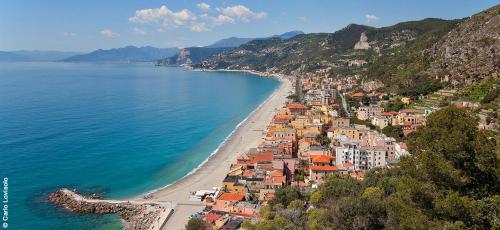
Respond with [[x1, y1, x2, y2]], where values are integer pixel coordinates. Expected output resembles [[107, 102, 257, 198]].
[[64, 46, 180, 62], [206, 30, 305, 48]]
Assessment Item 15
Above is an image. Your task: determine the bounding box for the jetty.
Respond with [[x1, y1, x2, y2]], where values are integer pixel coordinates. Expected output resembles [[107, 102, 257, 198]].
[[48, 189, 173, 230]]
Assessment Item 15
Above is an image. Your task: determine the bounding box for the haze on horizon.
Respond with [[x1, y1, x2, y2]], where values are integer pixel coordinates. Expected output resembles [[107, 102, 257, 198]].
[[0, 0, 498, 52]]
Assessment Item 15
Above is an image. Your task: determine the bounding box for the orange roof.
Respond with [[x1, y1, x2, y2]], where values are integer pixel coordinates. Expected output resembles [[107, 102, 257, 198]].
[[243, 169, 256, 177], [310, 165, 338, 171], [311, 155, 335, 164], [203, 213, 222, 223], [381, 111, 398, 116], [402, 121, 412, 126], [399, 109, 415, 113], [248, 152, 274, 164], [287, 103, 308, 109], [342, 162, 354, 168], [270, 169, 283, 177], [351, 92, 364, 97], [218, 193, 245, 201], [264, 176, 285, 185]]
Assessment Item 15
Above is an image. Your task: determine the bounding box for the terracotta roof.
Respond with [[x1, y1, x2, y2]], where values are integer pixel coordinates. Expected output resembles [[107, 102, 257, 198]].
[[270, 170, 283, 177], [402, 121, 412, 126], [203, 213, 222, 223], [381, 111, 398, 116], [264, 176, 285, 185], [351, 92, 364, 97], [287, 103, 308, 109], [342, 162, 354, 168], [310, 165, 338, 171], [399, 109, 415, 114], [243, 169, 256, 177], [218, 193, 245, 201], [248, 152, 274, 164], [311, 155, 335, 164]]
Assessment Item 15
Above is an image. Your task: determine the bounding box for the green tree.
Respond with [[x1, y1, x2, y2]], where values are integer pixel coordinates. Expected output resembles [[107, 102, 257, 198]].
[[382, 125, 404, 141], [185, 218, 209, 230], [269, 186, 305, 207]]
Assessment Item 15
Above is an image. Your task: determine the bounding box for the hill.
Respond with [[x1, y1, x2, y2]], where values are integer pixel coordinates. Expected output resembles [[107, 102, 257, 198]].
[[64, 46, 179, 62], [425, 5, 500, 87], [206, 30, 304, 48], [0, 51, 27, 61], [198, 5, 499, 96], [0, 50, 81, 61], [157, 47, 233, 65], [197, 18, 462, 96]]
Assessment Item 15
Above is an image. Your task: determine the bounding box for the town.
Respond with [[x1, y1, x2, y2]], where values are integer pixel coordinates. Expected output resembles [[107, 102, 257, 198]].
[[183, 74, 497, 229]]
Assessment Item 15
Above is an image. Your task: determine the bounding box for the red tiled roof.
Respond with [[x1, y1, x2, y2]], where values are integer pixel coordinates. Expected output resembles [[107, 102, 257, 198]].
[[351, 92, 364, 97], [218, 193, 245, 201], [311, 155, 335, 163], [248, 152, 274, 163], [310, 165, 338, 171], [402, 121, 412, 126], [203, 213, 222, 223], [270, 169, 283, 177], [342, 162, 354, 168], [287, 103, 308, 109], [381, 111, 398, 116], [399, 109, 415, 113]]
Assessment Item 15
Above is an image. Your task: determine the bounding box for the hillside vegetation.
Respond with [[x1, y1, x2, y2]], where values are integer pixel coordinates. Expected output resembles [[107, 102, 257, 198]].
[[198, 5, 499, 96], [242, 107, 499, 230]]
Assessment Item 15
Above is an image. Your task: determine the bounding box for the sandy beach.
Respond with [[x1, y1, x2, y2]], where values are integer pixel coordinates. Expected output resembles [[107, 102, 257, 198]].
[[134, 73, 292, 229]]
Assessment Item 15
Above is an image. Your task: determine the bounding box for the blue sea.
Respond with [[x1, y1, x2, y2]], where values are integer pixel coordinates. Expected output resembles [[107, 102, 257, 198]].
[[0, 62, 280, 229]]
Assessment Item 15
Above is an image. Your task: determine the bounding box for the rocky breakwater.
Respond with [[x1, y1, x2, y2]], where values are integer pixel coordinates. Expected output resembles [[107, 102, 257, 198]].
[[48, 188, 170, 230]]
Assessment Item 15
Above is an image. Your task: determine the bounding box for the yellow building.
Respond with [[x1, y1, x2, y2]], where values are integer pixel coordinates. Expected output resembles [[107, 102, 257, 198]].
[[222, 176, 246, 195], [401, 97, 411, 105]]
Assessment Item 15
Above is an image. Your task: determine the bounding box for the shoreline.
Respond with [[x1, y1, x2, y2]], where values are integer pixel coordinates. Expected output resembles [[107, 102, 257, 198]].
[[47, 67, 293, 230], [135, 69, 289, 199], [135, 68, 292, 229], [137, 74, 285, 199]]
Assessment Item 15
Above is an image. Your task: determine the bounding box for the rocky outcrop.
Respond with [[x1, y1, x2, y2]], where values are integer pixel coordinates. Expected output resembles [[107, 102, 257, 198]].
[[157, 47, 233, 66], [426, 5, 500, 87], [48, 189, 169, 230], [354, 32, 370, 50], [176, 48, 192, 65], [362, 80, 384, 92]]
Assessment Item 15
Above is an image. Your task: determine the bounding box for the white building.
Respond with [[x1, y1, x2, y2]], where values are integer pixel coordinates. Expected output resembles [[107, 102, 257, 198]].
[[335, 142, 364, 171], [363, 146, 387, 170]]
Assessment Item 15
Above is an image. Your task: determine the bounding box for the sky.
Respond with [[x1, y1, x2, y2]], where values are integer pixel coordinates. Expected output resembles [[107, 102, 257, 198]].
[[0, 0, 498, 52]]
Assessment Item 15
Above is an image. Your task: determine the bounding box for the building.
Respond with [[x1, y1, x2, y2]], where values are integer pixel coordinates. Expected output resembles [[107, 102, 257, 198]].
[[335, 142, 364, 171], [357, 106, 384, 121], [363, 146, 387, 170]]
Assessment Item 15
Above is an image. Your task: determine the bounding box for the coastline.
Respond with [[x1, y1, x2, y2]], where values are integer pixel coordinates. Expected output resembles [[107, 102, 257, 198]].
[[135, 69, 289, 198], [134, 69, 292, 229]]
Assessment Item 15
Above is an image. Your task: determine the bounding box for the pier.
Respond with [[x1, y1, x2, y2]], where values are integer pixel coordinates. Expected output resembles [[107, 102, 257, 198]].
[[48, 189, 172, 230]]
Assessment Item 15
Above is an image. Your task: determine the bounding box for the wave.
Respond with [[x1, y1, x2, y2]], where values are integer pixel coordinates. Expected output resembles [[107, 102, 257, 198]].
[[139, 77, 283, 197]]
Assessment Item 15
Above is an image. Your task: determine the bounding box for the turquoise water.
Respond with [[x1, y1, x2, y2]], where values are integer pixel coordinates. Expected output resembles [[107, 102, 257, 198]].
[[0, 62, 280, 229]]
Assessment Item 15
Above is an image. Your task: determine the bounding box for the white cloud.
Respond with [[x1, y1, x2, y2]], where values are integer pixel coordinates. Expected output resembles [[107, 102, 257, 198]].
[[190, 22, 209, 32], [196, 2, 210, 11], [365, 14, 380, 22], [100, 29, 120, 38], [129, 4, 265, 32], [218, 5, 267, 22], [61, 32, 77, 37], [203, 14, 235, 26], [132, 28, 147, 35], [129, 5, 197, 29]]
